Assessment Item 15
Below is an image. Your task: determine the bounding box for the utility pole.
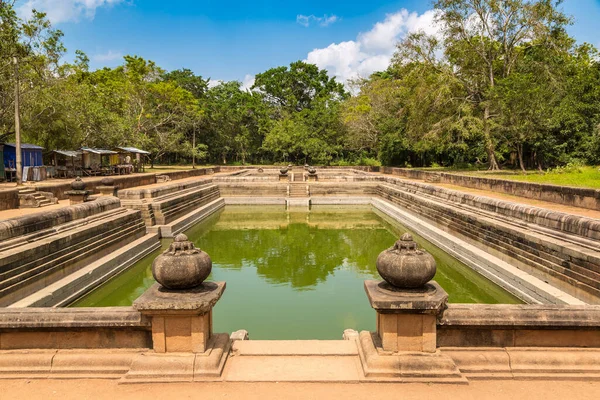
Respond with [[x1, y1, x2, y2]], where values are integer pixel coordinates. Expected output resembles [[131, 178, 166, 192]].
[[192, 122, 196, 169], [13, 56, 22, 186]]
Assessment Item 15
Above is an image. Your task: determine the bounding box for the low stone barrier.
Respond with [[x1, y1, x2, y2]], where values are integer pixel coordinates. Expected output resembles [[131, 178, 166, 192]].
[[386, 178, 600, 241], [0, 307, 151, 350], [377, 183, 600, 303], [0, 196, 121, 242], [381, 167, 600, 211], [0, 189, 19, 211], [22, 167, 217, 201], [439, 303, 600, 347]]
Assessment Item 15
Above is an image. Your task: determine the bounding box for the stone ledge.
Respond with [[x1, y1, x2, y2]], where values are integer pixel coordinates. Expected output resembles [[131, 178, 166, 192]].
[[0, 307, 149, 329], [441, 304, 600, 328], [133, 282, 226, 314]]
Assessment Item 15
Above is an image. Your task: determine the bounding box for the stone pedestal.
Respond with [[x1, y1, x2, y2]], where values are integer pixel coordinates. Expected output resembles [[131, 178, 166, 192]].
[[357, 280, 465, 383], [307, 174, 318, 182], [65, 190, 89, 205], [279, 174, 289, 182], [365, 280, 447, 353], [133, 281, 225, 353], [97, 185, 118, 197], [126, 281, 230, 383]]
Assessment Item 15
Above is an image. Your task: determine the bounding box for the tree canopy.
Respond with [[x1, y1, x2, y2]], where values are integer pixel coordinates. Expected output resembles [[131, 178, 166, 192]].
[[1, 0, 599, 169]]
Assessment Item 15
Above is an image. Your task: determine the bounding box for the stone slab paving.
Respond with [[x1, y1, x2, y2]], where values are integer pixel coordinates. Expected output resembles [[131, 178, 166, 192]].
[[3, 378, 600, 400], [224, 356, 362, 382], [233, 340, 358, 356]]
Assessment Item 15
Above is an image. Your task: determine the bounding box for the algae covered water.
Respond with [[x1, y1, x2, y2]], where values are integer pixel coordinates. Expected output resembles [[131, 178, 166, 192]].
[[73, 205, 521, 339]]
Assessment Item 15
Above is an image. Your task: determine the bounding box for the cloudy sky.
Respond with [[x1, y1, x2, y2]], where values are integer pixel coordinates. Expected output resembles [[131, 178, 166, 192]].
[[15, 0, 600, 87]]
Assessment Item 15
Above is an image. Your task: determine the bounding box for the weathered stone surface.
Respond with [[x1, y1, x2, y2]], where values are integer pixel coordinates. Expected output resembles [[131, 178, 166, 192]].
[[133, 282, 226, 314], [0, 307, 149, 329], [0, 203, 147, 307], [356, 331, 467, 383], [152, 234, 212, 290], [376, 233, 437, 289], [364, 280, 448, 314], [381, 166, 600, 211]]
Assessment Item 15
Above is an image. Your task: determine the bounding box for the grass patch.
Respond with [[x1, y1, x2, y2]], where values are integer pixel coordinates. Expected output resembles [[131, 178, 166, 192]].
[[466, 166, 600, 189]]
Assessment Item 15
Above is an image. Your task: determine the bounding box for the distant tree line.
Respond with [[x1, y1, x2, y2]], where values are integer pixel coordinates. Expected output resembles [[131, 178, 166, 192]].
[[1, 0, 599, 169]]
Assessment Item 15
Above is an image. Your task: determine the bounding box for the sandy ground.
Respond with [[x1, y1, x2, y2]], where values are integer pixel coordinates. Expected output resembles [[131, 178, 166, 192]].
[[2, 380, 600, 400]]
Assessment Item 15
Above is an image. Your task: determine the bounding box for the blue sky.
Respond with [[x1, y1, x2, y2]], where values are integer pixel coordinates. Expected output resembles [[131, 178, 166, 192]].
[[16, 0, 600, 86]]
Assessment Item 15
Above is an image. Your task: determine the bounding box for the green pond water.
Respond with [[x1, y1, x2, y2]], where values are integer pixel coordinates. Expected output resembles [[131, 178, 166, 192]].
[[73, 205, 521, 339]]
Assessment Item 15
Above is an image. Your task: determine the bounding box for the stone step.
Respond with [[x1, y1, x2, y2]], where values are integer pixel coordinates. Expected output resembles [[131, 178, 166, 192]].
[[233, 340, 358, 356], [223, 355, 362, 382]]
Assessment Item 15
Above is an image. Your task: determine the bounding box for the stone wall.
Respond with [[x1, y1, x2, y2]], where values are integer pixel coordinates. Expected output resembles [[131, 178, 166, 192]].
[[0, 189, 19, 211], [217, 182, 288, 197], [0, 197, 148, 306], [381, 167, 600, 211], [24, 167, 217, 201], [0, 196, 121, 242], [439, 303, 600, 348], [382, 177, 600, 241], [0, 303, 597, 350], [0, 307, 151, 350], [377, 183, 600, 303], [120, 180, 220, 227]]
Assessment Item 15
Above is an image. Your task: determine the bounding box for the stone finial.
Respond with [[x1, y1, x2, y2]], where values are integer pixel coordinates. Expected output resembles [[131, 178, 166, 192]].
[[257, 168, 264, 173], [101, 177, 115, 186], [152, 234, 212, 290], [280, 167, 288, 175], [308, 167, 317, 175], [71, 176, 86, 191], [376, 233, 436, 289], [288, 164, 293, 168]]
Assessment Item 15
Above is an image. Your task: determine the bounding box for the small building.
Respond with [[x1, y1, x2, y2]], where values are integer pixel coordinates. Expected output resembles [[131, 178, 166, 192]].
[[0, 144, 4, 180], [114, 146, 151, 172], [51, 150, 83, 178], [3, 143, 44, 168], [80, 147, 118, 168]]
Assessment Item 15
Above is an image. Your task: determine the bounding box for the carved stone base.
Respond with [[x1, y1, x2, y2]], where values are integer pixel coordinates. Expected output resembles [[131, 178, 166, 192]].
[[356, 331, 467, 383], [121, 333, 231, 383], [278, 174, 289, 182], [98, 185, 118, 196]]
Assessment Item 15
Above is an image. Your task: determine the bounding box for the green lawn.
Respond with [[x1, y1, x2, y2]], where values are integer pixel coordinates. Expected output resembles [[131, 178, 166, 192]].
[[465, 166, 600, 189]]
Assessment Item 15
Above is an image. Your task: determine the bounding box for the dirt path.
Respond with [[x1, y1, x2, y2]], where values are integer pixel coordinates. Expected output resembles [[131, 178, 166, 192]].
[[2, 380, 599, 400]]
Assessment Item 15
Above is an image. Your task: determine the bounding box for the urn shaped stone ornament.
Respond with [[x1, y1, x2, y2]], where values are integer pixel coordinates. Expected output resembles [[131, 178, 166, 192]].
[[71, 176, 86, 191], [280, 167, 288, 175], [376, 233, 436, 289], [308, 167, 317, 175], [152, 234, 212, 290], [101, 177, 115, 186]]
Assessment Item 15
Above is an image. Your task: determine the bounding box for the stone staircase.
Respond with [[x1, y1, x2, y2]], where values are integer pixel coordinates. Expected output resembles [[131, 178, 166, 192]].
[[377, 182, 600, 303], [288, 183, 308, 198], [18, 188, 58, 208]]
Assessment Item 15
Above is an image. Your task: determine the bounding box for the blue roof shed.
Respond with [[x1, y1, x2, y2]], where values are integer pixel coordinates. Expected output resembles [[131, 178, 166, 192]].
[[3, 143, 44, 168]]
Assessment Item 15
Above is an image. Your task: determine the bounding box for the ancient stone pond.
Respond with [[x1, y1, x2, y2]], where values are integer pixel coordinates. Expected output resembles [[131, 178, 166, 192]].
[[73, 205, 520, 339]]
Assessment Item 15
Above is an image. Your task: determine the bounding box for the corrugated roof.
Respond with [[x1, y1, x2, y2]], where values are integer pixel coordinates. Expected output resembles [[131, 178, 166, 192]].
[[115, 146, 151, 155], [3, 143, 44, 150], [80, 147, 117, 155], [53, 150, 82, 157]]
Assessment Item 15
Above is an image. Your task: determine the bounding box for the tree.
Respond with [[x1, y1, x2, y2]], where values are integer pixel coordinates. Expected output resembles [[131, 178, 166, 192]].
[[431, 0, 571, 169]]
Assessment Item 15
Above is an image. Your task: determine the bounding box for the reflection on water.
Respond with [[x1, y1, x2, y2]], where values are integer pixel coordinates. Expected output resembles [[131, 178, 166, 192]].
[[73, 205, 521, 339]]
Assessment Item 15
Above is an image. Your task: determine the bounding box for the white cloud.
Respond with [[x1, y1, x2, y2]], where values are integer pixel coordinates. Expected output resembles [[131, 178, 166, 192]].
[[17, 0, 124, 24], [241, 74, 255, 91], [92, 50, 122, 62], [305, 9, 439, 84], [297, 14, 339, 28]]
